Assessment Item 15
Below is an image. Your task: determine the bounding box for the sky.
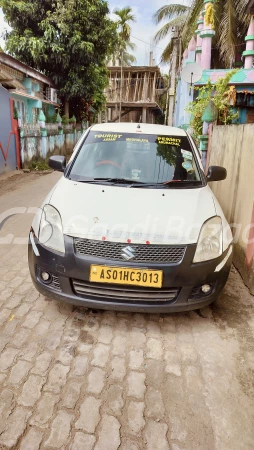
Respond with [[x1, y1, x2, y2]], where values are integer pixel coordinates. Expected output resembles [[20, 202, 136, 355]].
[[0, 1, 189, 70], [0, 9, 11, 49], [108, 0, 171, 69]]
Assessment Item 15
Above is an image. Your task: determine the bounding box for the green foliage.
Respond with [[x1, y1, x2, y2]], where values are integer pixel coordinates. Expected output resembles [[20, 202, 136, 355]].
[[185, 70, 239, 140], [62, 115, 70, 125], [153, 4, 190, 63], [45, 112, 57, 124], [69, 115, 76, 124], [1, 0, 119, 115], [114, 7, 136, 42], [156, 144, 178, 166], [112, 6, 136, 66], [28, 159, 50, 171], [13, 106, 19, 120]]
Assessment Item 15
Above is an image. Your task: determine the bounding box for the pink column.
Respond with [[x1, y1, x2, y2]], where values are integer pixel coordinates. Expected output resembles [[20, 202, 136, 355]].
[[243, 17, 254, 69], [200, 1, 215, 70], [195, 13, 204, 65]]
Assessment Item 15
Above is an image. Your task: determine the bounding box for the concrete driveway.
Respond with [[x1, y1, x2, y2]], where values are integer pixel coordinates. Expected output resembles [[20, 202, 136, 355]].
[[0, 172, 253, 450]]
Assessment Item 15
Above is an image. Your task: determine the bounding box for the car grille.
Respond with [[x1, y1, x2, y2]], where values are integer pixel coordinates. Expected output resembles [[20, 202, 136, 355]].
[[51, 275, 61, 292], [72, 279, 179, 303], [74, 238, 186, 264]]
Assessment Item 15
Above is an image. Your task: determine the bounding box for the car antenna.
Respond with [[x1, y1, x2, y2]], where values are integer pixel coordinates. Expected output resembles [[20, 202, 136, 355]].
[[137, 116, 142, 129]]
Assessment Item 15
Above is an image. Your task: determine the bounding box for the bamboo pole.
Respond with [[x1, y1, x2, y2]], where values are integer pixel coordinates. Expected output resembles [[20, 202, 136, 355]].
[[134, 73, 138, 102], [119, 56, 123, 122]]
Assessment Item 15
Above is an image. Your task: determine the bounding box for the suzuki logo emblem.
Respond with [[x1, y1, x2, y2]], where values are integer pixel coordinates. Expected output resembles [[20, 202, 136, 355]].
[[122, 246, 135, 261]]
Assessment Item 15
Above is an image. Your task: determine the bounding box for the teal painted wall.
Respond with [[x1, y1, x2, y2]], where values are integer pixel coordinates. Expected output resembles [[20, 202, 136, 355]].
[[20, 131, 82, 166], [11, 76, 58, 124]]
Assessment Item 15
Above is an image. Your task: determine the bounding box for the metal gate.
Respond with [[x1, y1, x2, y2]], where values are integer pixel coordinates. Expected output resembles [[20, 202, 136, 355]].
[[0, 85, 21, 174]]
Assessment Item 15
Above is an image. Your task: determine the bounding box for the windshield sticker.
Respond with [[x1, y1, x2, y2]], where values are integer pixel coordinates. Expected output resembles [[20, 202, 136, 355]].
[[126, 138, 149, 143], [181, 150, 193, 160], [132, 169, 141, 180], [157, 136, 181, 146], [182, 161, 194, 172], [94, 134, 123, 141]]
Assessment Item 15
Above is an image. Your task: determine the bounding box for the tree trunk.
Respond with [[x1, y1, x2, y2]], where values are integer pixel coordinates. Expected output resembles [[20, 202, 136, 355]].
[[64, 100, 69, 118]]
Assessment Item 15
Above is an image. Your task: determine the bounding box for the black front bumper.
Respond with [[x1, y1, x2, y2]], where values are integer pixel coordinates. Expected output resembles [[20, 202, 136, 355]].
[[28, 234, 232, 313]]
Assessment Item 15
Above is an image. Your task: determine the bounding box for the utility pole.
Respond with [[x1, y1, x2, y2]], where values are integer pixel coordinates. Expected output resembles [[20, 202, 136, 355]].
[[119, 51, 123, 122], [168, 28, 179, 126], [164, 83, 170, 125]]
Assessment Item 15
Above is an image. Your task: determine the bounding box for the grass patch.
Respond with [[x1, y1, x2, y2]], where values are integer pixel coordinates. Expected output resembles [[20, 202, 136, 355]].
[[28, 159, 50, 171]]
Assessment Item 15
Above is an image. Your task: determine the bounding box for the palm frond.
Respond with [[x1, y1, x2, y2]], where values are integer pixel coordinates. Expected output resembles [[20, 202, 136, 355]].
[[114, 7, 136, 23], [153, 4, 190, 24], [122, 52, 136, 65], [181, 0, 203, 46], [126, 41, 136, 51], [160, 40, 175, 63], [235, 0, 249, 16], [154, 15, 187, 43], [218, 0, 237, 67]]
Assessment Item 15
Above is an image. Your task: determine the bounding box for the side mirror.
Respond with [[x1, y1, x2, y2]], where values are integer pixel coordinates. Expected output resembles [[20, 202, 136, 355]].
[[207, 166, 227, 182], [49, 155, 66, 172]]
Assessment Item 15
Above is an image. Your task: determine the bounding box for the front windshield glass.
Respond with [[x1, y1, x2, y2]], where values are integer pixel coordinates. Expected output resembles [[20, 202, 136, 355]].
[[69, 131, 202, 185]]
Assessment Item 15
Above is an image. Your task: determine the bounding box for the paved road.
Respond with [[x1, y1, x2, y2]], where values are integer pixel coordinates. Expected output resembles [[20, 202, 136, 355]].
[[0, 172, 253, 450]]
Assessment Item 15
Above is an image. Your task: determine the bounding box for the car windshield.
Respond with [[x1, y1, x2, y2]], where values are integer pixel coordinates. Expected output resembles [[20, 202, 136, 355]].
[[68, 131, 202, 186]]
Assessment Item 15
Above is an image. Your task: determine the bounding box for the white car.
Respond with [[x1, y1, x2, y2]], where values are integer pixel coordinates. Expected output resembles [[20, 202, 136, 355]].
[[28, 123, 233, 313]]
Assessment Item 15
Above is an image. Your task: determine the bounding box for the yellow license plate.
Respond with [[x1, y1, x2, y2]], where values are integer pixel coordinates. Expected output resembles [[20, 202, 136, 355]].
[[90, 265, 163, 288]]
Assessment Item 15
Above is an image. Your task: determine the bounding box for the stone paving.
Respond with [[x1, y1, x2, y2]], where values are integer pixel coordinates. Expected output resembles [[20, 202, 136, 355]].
[[0, 172, 254, 450]]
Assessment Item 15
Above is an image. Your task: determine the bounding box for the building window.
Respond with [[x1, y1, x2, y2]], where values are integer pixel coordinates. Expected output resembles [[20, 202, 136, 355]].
[[15, 100, 26, 125]]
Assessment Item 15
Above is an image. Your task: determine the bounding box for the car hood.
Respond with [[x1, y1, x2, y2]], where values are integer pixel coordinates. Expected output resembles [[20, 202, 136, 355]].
[[49, 177, 216, 245]]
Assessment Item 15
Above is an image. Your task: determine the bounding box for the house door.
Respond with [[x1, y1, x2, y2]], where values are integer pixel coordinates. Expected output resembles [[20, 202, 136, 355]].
[[0, 86, 20, 175]]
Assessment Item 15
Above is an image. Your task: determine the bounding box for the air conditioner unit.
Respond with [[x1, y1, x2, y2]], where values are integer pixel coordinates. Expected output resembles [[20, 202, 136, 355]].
[[46, 87, 57, 103]]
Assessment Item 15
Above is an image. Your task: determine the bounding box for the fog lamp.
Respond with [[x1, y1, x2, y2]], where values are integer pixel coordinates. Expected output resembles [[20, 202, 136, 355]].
[[201, 284, 212, 294], [41, 271, 51, 282]]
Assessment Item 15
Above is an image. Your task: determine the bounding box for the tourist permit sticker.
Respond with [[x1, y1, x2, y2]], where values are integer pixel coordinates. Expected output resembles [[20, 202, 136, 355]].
[[157, 136, 181, 146]]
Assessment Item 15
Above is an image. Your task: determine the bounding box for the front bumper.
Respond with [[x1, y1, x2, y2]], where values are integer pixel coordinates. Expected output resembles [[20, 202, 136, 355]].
[[28, 234, 232, 313]]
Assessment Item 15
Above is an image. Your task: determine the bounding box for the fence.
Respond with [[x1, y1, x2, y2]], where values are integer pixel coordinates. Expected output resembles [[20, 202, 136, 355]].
[[208, 123, 254, 294], [20, 126, 83, 167]]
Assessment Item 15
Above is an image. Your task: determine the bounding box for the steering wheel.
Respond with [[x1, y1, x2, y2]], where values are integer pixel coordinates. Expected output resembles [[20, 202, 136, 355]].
[[96, 160, 121, 169]]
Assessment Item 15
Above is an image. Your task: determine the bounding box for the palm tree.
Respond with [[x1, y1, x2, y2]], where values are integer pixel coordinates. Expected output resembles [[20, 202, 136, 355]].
[[153, 0, 249, 67], [114, 6, 136, 43], [108, 6, 137, 66], [113, 6, 136, 66], [113, 6, 136, 121], [153, 4, 190, 63]]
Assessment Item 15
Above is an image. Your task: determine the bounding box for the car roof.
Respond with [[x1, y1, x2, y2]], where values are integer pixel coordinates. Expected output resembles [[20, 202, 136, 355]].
[[91, 122, 187, 137]]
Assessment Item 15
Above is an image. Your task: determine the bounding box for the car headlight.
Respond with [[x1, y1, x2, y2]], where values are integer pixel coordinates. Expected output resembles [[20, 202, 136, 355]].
[[39, 205, 65, 254], [193, 216, 222, 263]]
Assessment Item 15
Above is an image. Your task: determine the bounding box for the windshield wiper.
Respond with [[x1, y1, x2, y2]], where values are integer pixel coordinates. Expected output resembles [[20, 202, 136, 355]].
[[70, 178, 202, 188], [94, 178, 145, 184], [71, 178, 145, 185], [131, 181, 203, 188]]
